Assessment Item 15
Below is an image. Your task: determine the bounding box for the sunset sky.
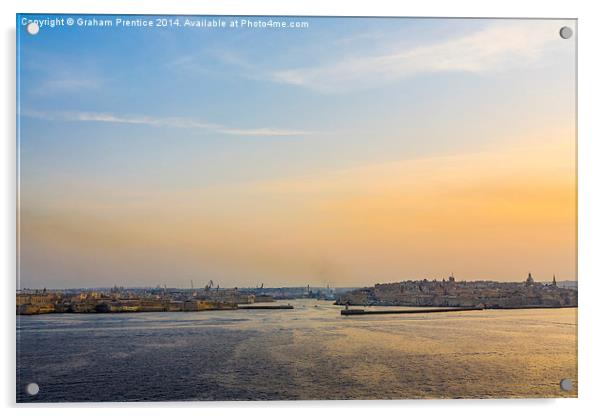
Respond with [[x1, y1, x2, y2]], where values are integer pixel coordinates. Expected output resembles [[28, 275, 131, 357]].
[[18, 17, 576, 289]]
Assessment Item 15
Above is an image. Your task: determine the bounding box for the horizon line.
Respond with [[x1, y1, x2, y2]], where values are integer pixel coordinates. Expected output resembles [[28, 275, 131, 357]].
[[17, 278, 578, 291]]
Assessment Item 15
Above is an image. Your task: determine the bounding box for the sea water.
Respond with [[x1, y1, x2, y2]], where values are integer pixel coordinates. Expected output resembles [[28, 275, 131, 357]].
[[16, 299, 577, 402]]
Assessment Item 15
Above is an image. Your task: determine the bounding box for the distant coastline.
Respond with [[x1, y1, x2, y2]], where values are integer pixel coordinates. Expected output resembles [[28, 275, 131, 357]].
[[16, 275, 577, 315], [15, 285, 329, 316], [336, 274, 577, 309]]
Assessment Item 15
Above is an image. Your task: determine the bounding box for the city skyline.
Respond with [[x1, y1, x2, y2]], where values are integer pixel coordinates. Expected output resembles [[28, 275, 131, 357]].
[[18, 17, 576, 289], [16, 271, 577, 291]]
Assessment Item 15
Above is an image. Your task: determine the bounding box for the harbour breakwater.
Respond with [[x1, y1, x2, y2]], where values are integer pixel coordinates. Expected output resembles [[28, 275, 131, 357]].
[[341, 306, 484, 315], [340, 305, 577, 316]]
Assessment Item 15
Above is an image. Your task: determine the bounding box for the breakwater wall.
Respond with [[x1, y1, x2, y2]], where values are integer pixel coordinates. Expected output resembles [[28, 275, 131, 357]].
[[341, 306, 484, 315], [340, 305, 577, 316]]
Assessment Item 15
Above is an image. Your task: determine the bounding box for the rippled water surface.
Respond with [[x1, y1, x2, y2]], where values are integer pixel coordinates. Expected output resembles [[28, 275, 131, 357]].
[[16, 300, 577, 402]]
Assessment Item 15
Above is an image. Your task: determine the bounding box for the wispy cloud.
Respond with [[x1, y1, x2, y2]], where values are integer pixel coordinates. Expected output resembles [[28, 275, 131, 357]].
[[39, 77, 103, 92], [21, 48, 106, 95], [22, 110, 314, 137], [268, 22, 564, 93]]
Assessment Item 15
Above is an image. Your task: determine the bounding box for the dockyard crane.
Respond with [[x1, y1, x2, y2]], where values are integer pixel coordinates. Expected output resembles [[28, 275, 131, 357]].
[[204, 280, 213, 292]]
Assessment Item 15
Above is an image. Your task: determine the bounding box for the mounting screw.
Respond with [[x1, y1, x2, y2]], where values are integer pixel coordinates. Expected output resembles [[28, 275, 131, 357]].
[[25, 382, 39, 396], [560, 378, 573, 391], [26, 22, 40, 36], [559, 26, 573, 40]]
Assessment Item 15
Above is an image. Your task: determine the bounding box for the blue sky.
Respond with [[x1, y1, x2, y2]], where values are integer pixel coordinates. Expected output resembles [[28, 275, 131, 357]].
[[17, 16, 576, 288]]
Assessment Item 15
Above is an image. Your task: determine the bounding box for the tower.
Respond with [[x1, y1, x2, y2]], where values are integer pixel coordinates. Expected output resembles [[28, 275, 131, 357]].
[[552, 275, 557, 287], [526, 272, 534, 287]]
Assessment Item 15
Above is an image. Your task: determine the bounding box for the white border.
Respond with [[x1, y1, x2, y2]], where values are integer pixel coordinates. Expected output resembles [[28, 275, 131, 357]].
[[2, 1, 602, 415]]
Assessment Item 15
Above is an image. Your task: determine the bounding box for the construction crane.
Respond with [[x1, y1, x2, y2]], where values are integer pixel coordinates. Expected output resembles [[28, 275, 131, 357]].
[[204, 280, 213, 292]]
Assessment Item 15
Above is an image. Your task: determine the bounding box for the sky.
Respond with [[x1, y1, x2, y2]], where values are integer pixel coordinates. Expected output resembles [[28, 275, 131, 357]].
[[17, 16, 576, 289]]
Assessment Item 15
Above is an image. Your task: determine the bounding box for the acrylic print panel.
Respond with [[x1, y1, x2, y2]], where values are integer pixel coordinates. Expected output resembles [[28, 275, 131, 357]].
[[16, 15, 577, 402]]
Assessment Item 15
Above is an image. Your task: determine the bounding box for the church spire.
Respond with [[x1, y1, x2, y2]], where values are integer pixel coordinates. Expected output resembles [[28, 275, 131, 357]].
[[552, 274, 557, 286]]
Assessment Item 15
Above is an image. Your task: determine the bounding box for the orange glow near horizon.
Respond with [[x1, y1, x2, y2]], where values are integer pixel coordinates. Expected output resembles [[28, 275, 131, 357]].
[[19, 130, 576, 288]]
